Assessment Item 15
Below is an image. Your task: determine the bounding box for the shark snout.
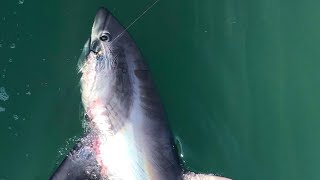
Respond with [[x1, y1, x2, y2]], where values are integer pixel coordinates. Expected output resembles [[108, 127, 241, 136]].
[[90, 7, 112, 53]]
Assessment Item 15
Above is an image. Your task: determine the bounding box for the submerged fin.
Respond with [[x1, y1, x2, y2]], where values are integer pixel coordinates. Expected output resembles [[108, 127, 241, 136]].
[[183, 171, 232, 180], [50, 138, 103, 180], [77, 39, 90, 72]]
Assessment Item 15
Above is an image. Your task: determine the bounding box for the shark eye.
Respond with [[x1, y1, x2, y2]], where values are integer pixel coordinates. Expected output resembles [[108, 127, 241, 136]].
[[100, 33, 111, 42]]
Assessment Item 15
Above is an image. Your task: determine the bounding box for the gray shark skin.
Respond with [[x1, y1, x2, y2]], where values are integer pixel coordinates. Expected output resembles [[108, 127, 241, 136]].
[[50, 7, 231, 180]]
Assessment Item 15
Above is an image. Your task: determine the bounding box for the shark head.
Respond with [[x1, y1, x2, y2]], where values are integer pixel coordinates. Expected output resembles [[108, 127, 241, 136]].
[[90, 7, 124, 54], [79, 7, 136, 119]]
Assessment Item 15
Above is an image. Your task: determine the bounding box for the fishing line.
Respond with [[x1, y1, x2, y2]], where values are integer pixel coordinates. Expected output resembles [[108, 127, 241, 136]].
[[110, 0, 160, 45]]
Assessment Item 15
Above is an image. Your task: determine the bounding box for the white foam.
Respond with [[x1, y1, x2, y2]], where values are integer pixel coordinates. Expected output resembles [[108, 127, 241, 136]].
[[0, 87, 9, 101]]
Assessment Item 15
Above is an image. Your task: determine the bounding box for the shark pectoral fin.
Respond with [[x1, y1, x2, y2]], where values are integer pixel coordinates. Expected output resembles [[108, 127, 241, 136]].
[[77, 39, 90, 72], [50, 138, 103, 180], [183, 171, 232, 180]]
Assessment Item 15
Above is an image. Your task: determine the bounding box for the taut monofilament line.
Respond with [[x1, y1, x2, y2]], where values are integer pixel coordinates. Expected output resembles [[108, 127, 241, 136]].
[[110, 0, 160, 46]]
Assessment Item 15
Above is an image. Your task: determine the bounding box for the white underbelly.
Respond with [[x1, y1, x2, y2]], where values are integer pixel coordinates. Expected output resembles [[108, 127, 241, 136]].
[[91, 105, 151, 180], [98, 124, 146, 180]]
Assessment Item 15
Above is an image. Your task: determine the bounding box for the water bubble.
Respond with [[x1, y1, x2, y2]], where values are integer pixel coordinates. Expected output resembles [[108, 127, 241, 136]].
[[26, 91, 31, 95], [17, 92, 20, 95], [8, 126, 12, 130], [0, 107, 5, 112], [18, 0, 24, 4], [26, 153, 29, 158], [26, 84, 30, 88], [0, 87, 9, 101], [2, 74, 5, 78], [42, 58, 46, 61], [41, 82, 48, 87], [10, 43, 16, 48], [14, 132, 18, 136], [13, 114, 19, 120], [8, 58, 13, 63]]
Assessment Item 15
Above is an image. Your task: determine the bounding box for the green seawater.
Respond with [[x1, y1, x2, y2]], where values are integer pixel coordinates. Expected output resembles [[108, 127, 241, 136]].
[[1, 0, 320, 179]]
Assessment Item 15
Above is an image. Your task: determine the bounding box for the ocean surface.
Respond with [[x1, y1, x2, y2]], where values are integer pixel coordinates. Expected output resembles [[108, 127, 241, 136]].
[[1, 0, 320, 179]]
